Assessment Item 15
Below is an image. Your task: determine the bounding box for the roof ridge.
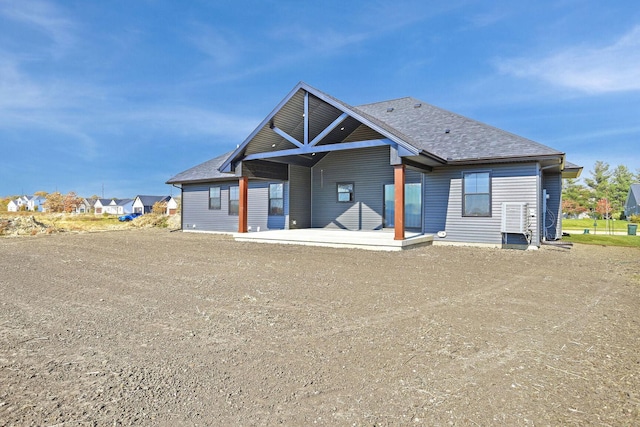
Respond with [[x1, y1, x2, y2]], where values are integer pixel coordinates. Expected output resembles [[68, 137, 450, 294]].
[[356, 96, 415, 108]]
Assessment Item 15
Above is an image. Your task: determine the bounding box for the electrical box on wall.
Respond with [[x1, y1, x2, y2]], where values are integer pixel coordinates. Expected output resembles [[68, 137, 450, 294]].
[[501, 202, 529, 234]]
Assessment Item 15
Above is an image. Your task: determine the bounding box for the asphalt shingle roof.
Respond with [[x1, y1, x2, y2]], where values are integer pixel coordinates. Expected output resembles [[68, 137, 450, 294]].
[[630, 183, 640, 201], [166, 151, 234, 184], [136, 195, 170, 206], [354, 97, 563, 162]]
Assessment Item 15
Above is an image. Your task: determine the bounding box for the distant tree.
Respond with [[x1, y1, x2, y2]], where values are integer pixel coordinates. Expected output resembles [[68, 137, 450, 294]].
[[0, 197, 8, 211], [63, 192, 82, 213], [610, 165, 634, 216], [595, 198, 612, 219], [584, 161, 611, 201], [562, 178, 592, 213], [34, 190, 48, 197], [45, 192, 64, 212], [562, 199, 589, 218]]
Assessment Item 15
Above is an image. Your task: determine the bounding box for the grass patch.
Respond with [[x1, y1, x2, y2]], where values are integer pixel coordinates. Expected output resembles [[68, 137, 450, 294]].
[[563, 218, 629, 232], [563, 233, 640, 248], [1, 212, 131, 232]]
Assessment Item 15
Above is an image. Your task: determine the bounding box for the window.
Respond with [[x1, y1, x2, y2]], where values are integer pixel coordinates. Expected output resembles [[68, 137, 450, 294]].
[[337, 182, 354, 202], [269, 183, 284, 215], [209, 187, 221, 210], [463, 172, 491, 216], [229, 186, 239, 215]]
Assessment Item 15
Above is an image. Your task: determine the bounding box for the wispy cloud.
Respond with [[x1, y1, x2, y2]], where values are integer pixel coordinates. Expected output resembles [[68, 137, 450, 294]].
[[0, 0, 75, 55], [116, 106, 260, 142], [185, 24, 243, 68], [496, 25, 640, 94]]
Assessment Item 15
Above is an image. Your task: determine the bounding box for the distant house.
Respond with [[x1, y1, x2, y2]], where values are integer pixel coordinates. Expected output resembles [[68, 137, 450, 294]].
[[168, 81, 583, 248], [7, 196, 32, 212], [93, 198, 111, 215], [27, 196, 46, 212], [111, 199, 133, 215], [7, 199, 19, 212], [625, 184, 640, 217], [132, 195, 170, 214], [94, 198, 133, 215], [166, 196, 179, 215], [75, 198, 94, 214]]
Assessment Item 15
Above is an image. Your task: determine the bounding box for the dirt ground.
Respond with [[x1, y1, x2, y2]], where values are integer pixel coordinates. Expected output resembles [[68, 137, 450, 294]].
[[1, 229, 639, 426]]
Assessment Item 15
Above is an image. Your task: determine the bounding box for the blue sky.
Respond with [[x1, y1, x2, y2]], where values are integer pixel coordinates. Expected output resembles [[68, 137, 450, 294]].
[[1, 0, 639, 198]]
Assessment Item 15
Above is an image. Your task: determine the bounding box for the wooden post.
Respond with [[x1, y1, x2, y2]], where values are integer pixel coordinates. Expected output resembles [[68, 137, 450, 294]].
[[394, 164, 405, 240], [238, 176, 248, 233]]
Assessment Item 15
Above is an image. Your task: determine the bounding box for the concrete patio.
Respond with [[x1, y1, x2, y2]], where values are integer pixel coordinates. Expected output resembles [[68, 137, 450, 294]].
[[232, 228, 433, 251]]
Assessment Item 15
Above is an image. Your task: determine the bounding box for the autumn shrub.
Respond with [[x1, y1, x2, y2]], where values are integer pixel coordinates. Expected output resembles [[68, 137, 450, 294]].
[[152, 201, 167, 214], [629, 215, 640, 224], [133, 213, 168, 228]]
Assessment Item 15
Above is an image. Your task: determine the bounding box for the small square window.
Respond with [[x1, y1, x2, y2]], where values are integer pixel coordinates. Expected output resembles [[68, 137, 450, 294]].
[[337, 182, 354, 203]]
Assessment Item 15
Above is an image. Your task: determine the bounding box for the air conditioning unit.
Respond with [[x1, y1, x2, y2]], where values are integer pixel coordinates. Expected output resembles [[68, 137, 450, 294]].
[[501, 202, 529, 234]]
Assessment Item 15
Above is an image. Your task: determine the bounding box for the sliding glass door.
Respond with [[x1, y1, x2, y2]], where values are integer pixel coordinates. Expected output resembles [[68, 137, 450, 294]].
[[383, 183, 422, 229]]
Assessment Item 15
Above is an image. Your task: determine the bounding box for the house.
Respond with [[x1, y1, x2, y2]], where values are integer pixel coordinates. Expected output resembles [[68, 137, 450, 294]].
[[94, 198, 133, 215], [132, 195, 171, 214], [7, 199, 19, 212], [93, 198, 111, 215], [27, 195, 47, 212], [625, 184, 640, 217], [7, 196, 30, 212], [167, 82, 582, 248], [75, 197, 95, 214], [111, 199, 133, 215], [166, 196, 178, 215]]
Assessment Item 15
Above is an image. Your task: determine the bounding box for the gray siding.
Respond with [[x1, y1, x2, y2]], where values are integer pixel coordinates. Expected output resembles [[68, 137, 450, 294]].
[[542, 172, 562, 240], [182, 180, 287, 233], [425, 163, 539, 245], [289, 165, 311, 229], [311, 146, 393, 230]]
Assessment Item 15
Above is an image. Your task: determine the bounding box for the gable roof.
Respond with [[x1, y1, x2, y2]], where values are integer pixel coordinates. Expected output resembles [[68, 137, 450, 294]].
[[135, 195, 170, 206], [168, 82, 581, 184], [628, 183, 640, 204], [167, 151, 234, 184]]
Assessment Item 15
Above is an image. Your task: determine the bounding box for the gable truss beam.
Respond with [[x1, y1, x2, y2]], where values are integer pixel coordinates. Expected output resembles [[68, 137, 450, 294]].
[[242, 138, 394, 162], [304, 91, 309, 145], [269, 90, 350, 149], [309, 112, 349, 147], [270, 123, 304, 148]]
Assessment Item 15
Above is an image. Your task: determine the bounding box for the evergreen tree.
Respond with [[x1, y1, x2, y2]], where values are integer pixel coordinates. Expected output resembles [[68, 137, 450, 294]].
[[562, 178, 590, 216], [583, 161, 611, 201], [610, 165, 634, 217]]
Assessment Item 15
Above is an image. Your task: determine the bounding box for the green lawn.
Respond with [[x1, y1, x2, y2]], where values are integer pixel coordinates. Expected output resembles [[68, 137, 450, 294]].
[[563, 218, 631, 232], [562, 233, 640, 248]]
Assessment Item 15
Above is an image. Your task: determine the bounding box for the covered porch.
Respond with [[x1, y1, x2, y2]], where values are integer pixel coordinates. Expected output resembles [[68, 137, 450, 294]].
[[233, 228, 433, 251], [220, 82, 442, 242]]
